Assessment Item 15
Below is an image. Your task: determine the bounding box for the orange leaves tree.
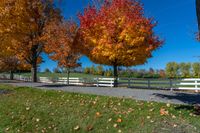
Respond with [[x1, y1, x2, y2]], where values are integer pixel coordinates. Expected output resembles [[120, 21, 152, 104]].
[[44, 20, 81, 84], [78, 0, 163, 86], [0, 0, 63, 82]]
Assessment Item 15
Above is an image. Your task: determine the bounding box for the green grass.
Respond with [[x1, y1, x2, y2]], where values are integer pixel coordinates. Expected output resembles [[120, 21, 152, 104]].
[[19, 72, 105, 78], [0, 84, 200, 133]]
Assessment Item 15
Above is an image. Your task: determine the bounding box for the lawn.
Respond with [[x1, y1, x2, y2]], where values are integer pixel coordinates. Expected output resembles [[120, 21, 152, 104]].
[[19, 72, 105, 78], [0, 85, 199, 133]]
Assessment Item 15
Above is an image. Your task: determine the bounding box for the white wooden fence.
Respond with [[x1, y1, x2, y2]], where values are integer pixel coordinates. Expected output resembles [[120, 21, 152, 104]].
[[0, 73, 200, 90], [57, 77, 84, 85], [94, 78, 114, 87], [39, 77, 53, 84], [177, 79, 200, 92]]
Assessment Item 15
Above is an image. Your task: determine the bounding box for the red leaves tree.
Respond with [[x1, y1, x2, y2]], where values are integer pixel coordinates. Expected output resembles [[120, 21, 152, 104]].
[[79, 0, 163, 86]]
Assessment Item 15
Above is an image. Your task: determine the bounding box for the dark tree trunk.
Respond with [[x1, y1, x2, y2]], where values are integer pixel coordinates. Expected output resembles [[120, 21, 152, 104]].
[[113, 65, 118, 87], [67, 68, 70, 85], [31, 45, 38, 82], [197, 0, 200, 32], [10, 70, 14, 80], [31, 59, 37, 82]]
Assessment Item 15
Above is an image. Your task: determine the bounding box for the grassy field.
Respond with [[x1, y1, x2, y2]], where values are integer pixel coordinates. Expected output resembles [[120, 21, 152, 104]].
[[0, 85, 200, 133], [19, 72, 105, 78]]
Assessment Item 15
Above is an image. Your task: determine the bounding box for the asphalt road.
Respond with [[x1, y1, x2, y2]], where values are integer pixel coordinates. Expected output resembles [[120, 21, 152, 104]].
[[1, 80, 200, 105]]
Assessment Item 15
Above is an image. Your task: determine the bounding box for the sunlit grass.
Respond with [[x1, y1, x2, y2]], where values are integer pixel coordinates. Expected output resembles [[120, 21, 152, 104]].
[[0, 84, 199, 133]]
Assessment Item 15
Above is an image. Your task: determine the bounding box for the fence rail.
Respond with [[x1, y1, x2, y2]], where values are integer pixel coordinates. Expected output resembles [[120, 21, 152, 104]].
[[0, 74, 199, 91]]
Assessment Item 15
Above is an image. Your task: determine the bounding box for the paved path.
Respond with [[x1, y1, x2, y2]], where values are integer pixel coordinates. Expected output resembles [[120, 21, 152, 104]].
[[1, 80, 200, 105]]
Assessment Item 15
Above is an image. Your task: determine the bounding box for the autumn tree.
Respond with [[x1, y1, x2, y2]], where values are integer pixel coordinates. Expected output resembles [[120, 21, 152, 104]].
[[44, 20, 81, 84], [0, 0, 63, 82], [78, 0, 163, 86], [158, 69, 166, 78]]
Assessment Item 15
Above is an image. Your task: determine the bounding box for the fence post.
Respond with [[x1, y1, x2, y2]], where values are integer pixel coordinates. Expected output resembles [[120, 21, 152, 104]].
[[170, 79, 173, 91], [148, 79, 150, 89], [128, 78, 131, 88], [111, 78, 113, 87], [195, 80, 198, 93], [97, 78, 99, 87]]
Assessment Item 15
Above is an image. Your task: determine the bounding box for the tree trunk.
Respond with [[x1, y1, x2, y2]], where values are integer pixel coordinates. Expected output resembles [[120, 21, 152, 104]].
[[67, 68, 70, 85], [31, 45, 38, 82], [113, 65, 118, 87], [10, 70, 14, 80], [31, 59, 37, 82]]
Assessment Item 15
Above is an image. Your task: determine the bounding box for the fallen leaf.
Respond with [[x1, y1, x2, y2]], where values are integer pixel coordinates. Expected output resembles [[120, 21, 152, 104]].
[[26, 107, 30, 111], [5, 127, 9, 131], [173, 124, 177, 128], [36, 118, 40, 122], [166, 103, 171, 107], [117, 118, 122, 123], [150, 120, 154, 123], [118, 129, 122, 133], [86, 125, 93, 131], [96, 112, 101, 117], [149, 108, 154, 112], [147, 116, 151, 119], [172, 115, 176, 119], [113, 124, 118, 128], [108, 118, 112, 122], [74, 125, 80, 131], [160, 108, 169, 116]]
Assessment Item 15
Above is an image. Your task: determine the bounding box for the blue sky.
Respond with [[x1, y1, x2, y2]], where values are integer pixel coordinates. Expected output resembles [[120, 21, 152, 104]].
[[40, 0, 200, 71]]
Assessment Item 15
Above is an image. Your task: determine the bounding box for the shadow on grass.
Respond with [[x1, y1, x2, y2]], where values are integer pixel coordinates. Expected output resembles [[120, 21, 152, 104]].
[[0, 90, 12, 95], [38, 84, 71, 88], [0, 79, 22, 83], [154, 93, 200, 115], [153, 92, 200, 105]]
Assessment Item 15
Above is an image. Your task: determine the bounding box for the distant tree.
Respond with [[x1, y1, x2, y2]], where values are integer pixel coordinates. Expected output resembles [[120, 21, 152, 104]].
[[84, 67, 90, 74], [166, 62, 179, 78], [149, 68, 155, 75], [179, 63, 191, 78], [90, 65, 96, 75], [158, 69, 166, 78], [105, 69, 113, 77], [53, 68, 61, 73], [192, 63, 200, 77], [96, 65, 104, 76], [44, 68, 51, 73]]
